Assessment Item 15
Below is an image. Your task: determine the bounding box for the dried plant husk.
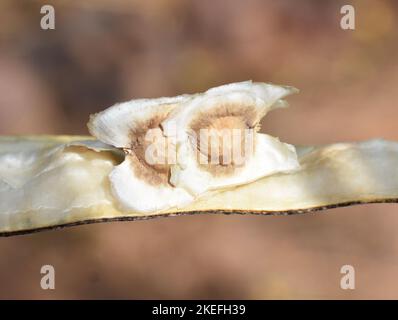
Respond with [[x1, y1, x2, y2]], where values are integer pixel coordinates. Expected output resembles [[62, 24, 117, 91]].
[[0, 135, 398, 236]]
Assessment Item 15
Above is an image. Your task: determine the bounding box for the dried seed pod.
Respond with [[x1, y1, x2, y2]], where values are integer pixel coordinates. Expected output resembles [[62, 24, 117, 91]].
[[1, 137, 397, 237], [1, 82, 397, 236]]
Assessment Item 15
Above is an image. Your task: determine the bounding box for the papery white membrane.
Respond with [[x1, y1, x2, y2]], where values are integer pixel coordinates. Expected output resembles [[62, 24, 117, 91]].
[[88, 95, 192, 148], [169, 133, 299, 195], [109, 156, 194, 213]]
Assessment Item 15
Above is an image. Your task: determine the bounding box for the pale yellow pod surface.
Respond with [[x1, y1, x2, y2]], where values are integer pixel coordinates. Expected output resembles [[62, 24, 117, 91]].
[[0, 136, 398, 236]]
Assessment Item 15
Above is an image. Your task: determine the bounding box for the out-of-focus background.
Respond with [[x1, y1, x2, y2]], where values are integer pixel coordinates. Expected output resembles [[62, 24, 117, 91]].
[[0, 0, 398, 299]]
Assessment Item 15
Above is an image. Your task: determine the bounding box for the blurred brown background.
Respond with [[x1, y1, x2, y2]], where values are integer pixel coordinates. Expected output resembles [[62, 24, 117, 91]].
[[1, 0, 398, 299]]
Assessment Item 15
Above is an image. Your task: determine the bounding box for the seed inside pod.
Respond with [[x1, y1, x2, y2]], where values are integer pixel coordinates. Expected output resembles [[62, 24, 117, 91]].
[[162, 81, 300, 195], [189, 104, 257, 172], [88, 96, 194, 212]]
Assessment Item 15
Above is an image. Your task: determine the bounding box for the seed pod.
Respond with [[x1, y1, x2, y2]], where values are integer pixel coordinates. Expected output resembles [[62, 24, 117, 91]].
[[0, 137, 397, 236], [1, 82, 398, 236]]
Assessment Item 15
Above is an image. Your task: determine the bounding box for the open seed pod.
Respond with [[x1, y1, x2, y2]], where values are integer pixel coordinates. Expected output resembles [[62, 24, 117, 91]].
[[0, 136, 398, 236], [1, 82, 398, 236]]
